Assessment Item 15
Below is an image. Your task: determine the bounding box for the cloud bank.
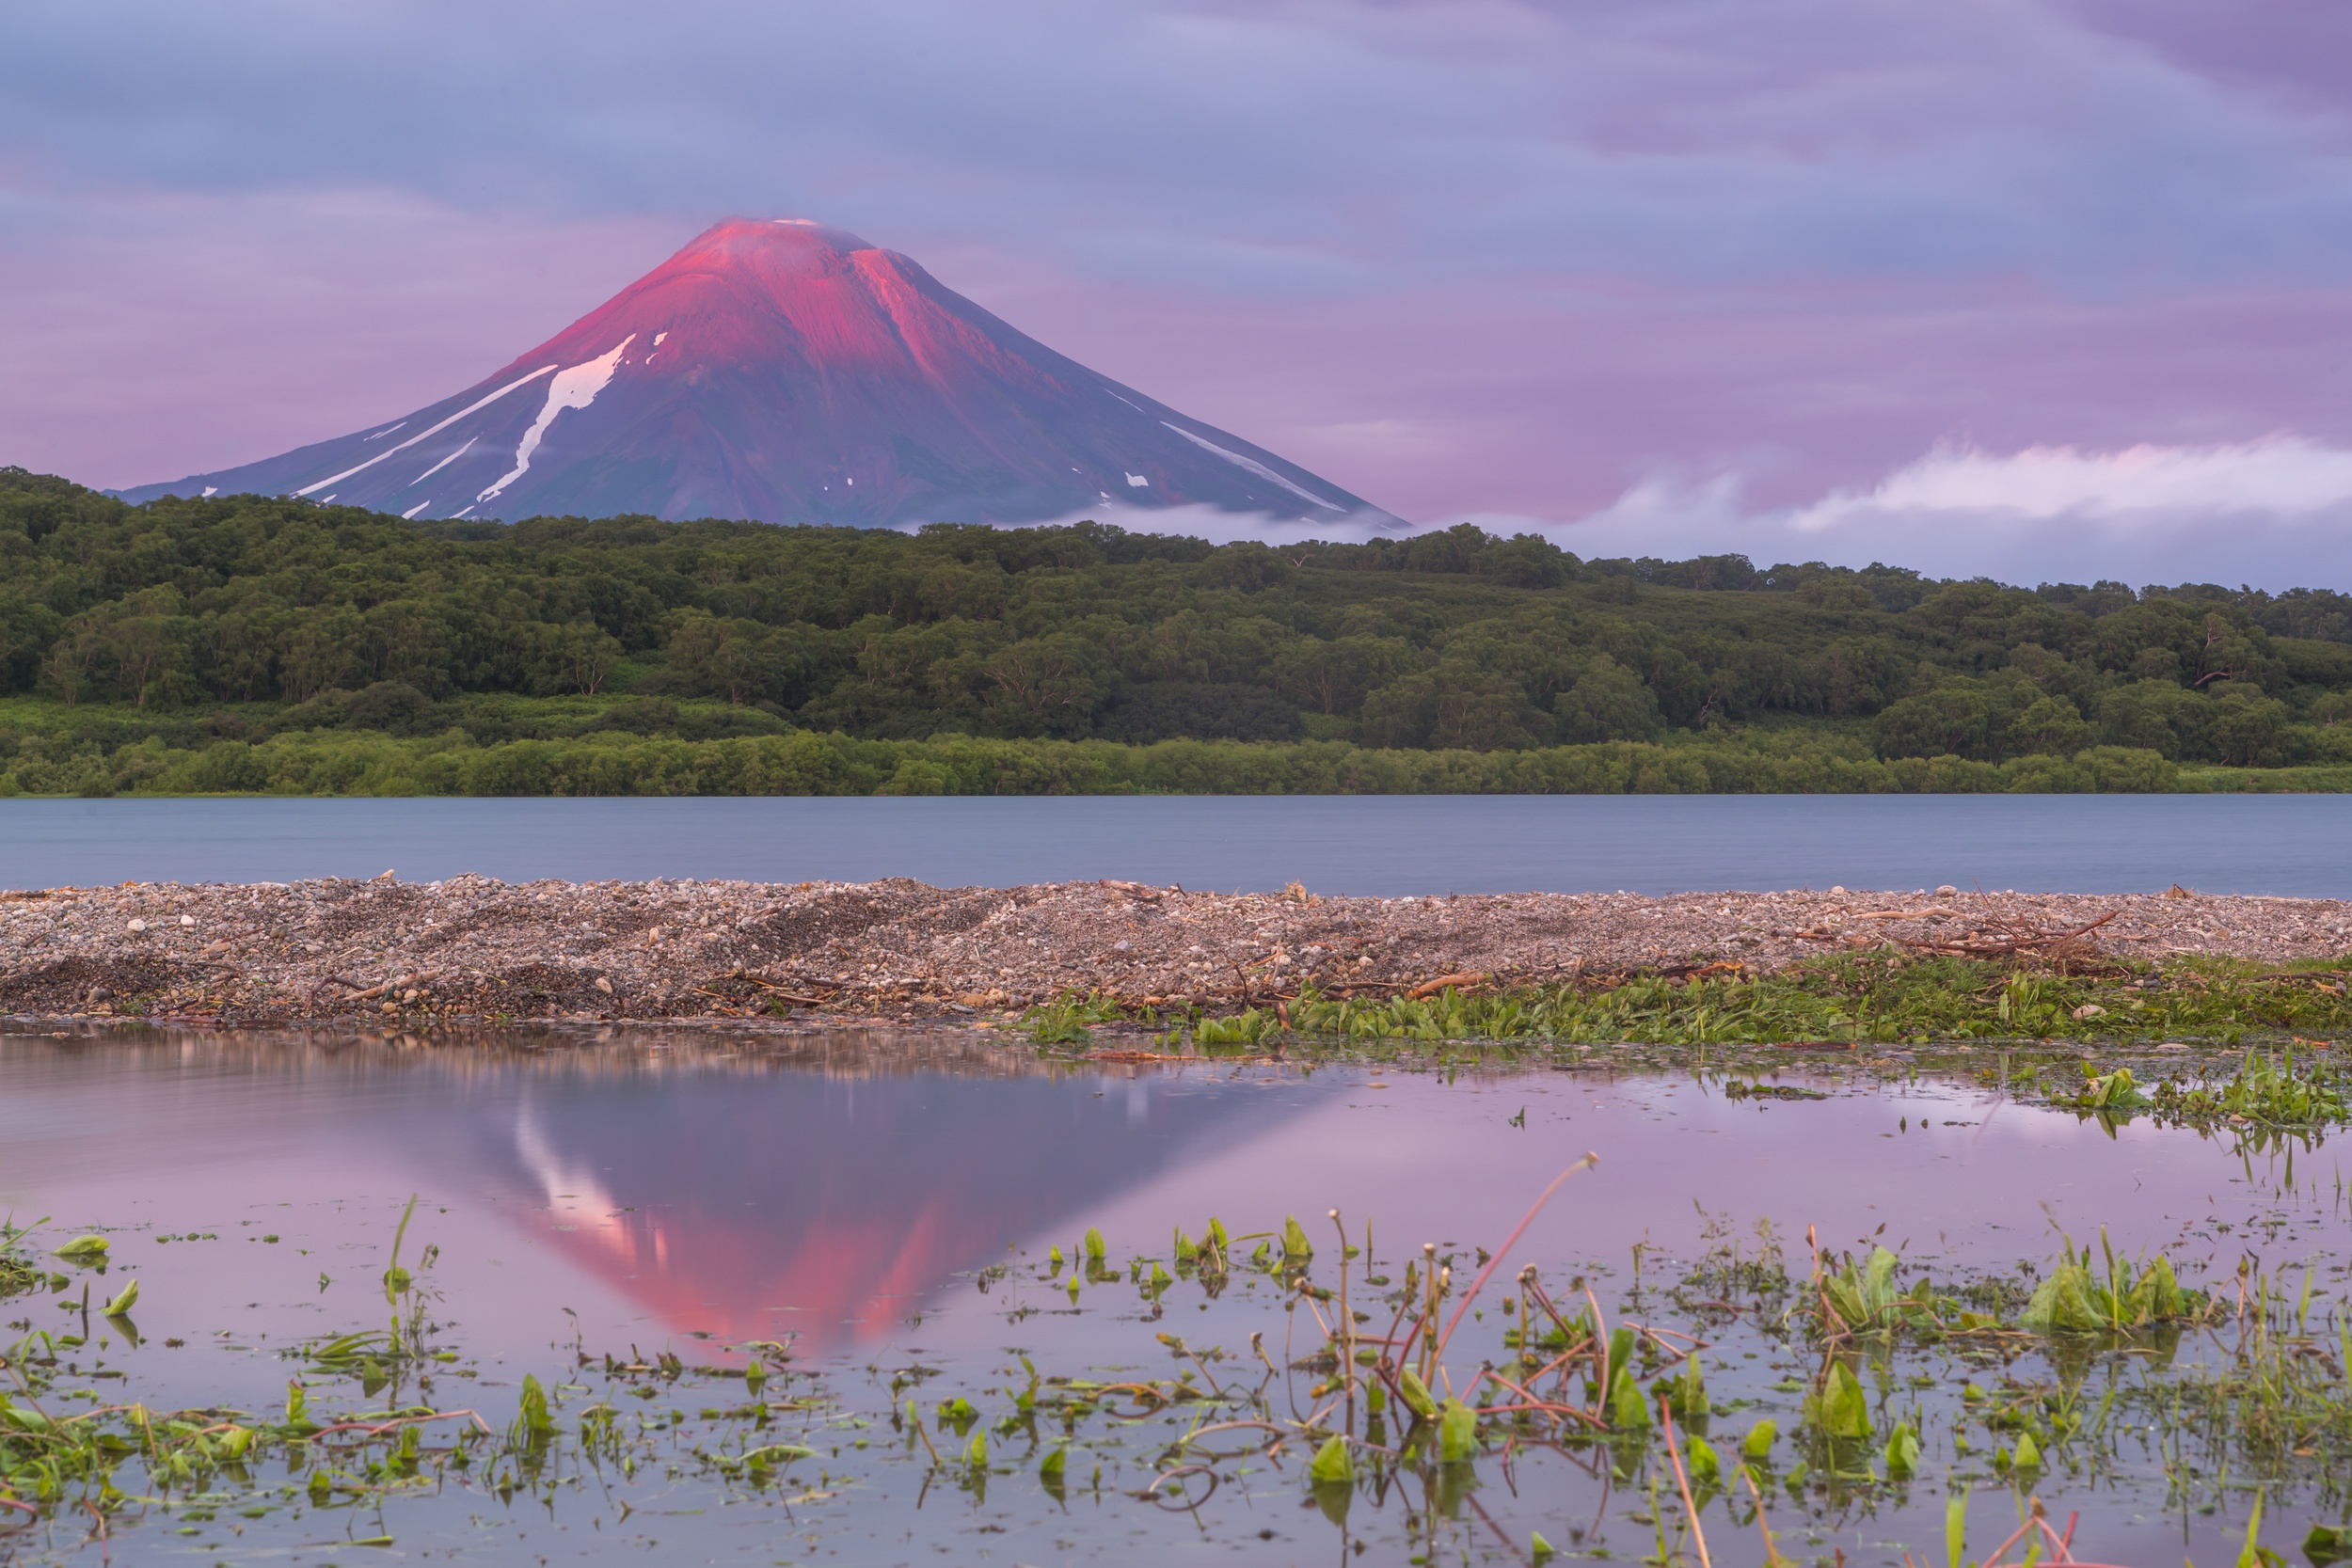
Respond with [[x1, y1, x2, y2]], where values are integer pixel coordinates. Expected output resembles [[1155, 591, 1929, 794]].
[[1010, 436, 2352, 592], [1556, 437, 2352, 589]]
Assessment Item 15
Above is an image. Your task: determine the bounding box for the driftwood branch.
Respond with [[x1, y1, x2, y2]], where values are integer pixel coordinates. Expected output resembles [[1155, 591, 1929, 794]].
[[1794, 906, 2122, 964]]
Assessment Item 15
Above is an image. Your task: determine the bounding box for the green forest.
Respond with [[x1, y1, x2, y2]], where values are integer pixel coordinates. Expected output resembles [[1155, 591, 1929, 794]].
[[6, 462, 2352, 796]]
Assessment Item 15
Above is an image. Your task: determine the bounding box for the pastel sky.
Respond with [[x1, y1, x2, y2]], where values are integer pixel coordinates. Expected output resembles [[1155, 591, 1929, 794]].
[[6, 0, 2352, 583]]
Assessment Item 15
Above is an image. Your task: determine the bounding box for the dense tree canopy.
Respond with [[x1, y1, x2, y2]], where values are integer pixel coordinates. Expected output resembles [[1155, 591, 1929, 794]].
[[7, 465, 2352, 779]]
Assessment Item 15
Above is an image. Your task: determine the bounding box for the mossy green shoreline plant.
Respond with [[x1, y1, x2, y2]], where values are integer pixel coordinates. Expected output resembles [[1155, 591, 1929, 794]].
[[8, 717, 2352, 798], [1025, 951, 2352, 1057]]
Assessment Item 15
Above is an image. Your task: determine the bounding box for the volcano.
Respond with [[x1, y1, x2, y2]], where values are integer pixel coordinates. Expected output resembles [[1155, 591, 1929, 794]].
[[124, 218, 1396, 529]]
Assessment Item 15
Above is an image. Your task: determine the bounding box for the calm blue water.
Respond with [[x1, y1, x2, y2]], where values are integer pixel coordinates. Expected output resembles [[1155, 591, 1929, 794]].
[[2, 792, 2348, 895]]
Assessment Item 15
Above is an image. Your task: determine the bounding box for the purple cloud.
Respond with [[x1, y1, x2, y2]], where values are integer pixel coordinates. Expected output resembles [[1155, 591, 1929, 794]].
[[4, 0, 2351, 581]]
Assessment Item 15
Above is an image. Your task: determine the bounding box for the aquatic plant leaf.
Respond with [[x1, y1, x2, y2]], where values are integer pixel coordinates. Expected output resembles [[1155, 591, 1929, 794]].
[[2303, 1524, 2348, 1567], [103, 1279, 139, 1317], [1946, 1487, 1970, 1568], [2079, 1066, 2150, 1111], [517, 1373, 556, 1441], [1282, 1215, 1313, 1261], [1677, 1353, 1705, 1415], [2010, 1431, 2041, 1471], [1307, 1435, 1353, 1484], [1083, 1227, 1105, 1262], [1685, 1433, 1720, 1484], [1862, 1246, 1899, 1308], [1039, 1445, 1066, 1482], [964, 1429, 986, 1467], [1741, 1418, 1777, 1460], [2240, 1489, 2277, 1568], [1822, 1245, 1910, 1329], [54, 1235, 107, 1263], [1608, 1367, 1651, 1432], [1438, 1398, 1478, 1463], [2021, 1263, 2102, 1332], [741, 1443, 814, 1468], [1809, 1362, 1871, 1442], [1822, 1275, 1869, 1328], [1398, 1368, 1438, 1421], [1531, 1530, 1556, 1561], [1884, 1420, 1920, 1477]]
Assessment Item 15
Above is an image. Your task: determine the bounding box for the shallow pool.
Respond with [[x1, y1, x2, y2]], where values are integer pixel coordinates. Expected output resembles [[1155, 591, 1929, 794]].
[[0, 1029, 2344, 1565]]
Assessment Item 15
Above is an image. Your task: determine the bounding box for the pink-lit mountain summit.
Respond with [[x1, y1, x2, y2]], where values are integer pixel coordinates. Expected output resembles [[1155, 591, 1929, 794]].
[[126, 218, 1396, 529]]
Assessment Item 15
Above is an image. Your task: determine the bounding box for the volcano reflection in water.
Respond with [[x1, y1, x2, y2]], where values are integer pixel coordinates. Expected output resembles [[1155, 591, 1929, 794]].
[[460, 1043, 1308, 1352]]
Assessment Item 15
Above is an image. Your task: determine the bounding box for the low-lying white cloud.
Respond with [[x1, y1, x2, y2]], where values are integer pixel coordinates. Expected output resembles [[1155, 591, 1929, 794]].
[[1550, 437, 2352, 589], [899, 499, 1413, 546], [911, 437, 2352, 591], [1791, 437, 2352, 529]]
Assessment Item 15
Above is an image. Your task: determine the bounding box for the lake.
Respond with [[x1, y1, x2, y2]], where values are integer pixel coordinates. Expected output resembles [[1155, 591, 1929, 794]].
[[0, 1026, 2342, 1565], [6, 791, 2352, 895]]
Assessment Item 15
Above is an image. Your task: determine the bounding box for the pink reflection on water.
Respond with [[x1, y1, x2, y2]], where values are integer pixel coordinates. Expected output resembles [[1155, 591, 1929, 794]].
[[0, 1034, 2328, 1380], [468, 1053, 1306, 1353]]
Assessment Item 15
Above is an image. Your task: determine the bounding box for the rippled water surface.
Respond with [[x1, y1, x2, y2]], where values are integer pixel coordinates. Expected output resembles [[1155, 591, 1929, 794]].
[[0, 1029, 2345, 1564]]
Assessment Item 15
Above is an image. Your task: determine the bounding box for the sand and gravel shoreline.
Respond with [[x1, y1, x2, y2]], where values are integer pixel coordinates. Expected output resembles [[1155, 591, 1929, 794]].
[[3, 874, 2347, 1031]]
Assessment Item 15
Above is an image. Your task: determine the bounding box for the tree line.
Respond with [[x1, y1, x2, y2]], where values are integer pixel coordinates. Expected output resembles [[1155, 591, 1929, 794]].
[[6, 464, 2352, 777]]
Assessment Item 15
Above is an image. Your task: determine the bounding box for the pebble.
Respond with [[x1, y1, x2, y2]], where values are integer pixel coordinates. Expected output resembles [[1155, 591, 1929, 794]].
[[0, 878, 2340, 1028]]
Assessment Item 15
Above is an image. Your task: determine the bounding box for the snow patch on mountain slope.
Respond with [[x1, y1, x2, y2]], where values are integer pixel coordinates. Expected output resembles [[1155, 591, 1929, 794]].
[[1159, 422, 1343, 510], [477, 338, 636, 506], [410, 436, 476, 487], [296, 366, 558, 497]]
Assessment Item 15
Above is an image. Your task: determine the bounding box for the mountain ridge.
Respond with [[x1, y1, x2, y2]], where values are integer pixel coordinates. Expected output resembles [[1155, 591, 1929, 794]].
[[124, 217, 1402, 530]]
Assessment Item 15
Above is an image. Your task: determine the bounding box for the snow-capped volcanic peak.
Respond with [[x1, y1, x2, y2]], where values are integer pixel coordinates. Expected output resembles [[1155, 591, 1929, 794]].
[[126, 217, 1399, 529]]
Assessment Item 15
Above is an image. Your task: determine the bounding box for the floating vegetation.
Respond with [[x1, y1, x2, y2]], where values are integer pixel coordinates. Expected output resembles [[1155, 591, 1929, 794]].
[[2051, 1045, 2352, 1132], [1087, 952, 2352, 1054], [1, 1159, 2342, 1568], [2024, 1240, 2207, 1341], [0, 1223, 45, 1300], [1724, 1079, 1831, 1101], [1019, 992, 1122, 1046]]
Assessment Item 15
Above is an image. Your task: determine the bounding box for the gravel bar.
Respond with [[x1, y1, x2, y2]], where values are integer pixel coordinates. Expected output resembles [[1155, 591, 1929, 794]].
[[3, 876, 2346, 1030]]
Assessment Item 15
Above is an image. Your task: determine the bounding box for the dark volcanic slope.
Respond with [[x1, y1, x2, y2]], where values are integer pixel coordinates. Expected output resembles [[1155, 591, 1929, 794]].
[[125, 218, 1398, 530]]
